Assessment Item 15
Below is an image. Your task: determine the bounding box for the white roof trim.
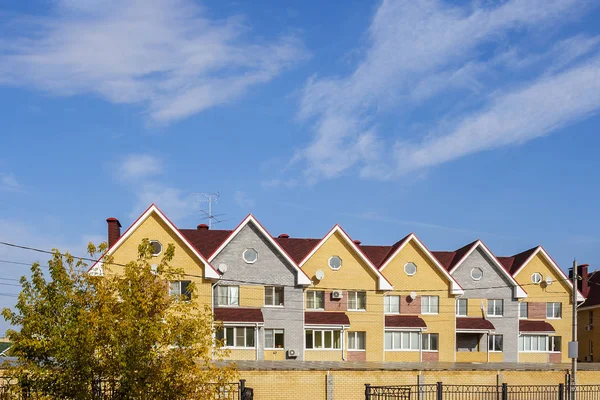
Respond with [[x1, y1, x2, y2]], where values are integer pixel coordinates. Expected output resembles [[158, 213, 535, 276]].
[[379, 233, 464, 295], [298, 225, 393, 291], [448, 240, 527, 299], [88, 204, 220, 279], [512, 246, 584, 302], [208, 214, 311, 286]]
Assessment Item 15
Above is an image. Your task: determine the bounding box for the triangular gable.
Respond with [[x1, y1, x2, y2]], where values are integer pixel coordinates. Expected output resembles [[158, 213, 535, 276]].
[[208, 214, 311, 285], [512, 246, 585, 302], [445, 240, 527, 299], [378, 233, 463, 295], [88, 204, 220, 279], [298, 225, 393, 291]]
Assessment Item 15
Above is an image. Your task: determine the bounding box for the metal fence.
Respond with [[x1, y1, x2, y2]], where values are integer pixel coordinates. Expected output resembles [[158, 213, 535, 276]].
[[365, 383, 600, 400]]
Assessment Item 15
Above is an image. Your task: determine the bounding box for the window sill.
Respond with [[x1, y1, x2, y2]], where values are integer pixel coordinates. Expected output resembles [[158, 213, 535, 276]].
[[216, 304, 239, 307], [306, 309, 325, 311], [422, 350, 439, 353], [264, 348, 285, 351], [546, 317, 562, 320], [421, 312, 439, 315], [305, 348, 342, 351], [487, 315, 503, 318], [223, 347, 256, 350], [347, 349, 366, 352], [264, 305, 285, 308], [489, 351, 503, 353], [348, 309, 367, 312], [384, 349, 420, 352]]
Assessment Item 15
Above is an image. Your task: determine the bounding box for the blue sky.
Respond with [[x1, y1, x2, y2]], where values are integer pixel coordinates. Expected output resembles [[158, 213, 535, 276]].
[[1, 0, 600, 332]]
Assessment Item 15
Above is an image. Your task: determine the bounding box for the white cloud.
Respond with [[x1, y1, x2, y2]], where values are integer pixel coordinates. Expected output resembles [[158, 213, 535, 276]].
[[130, 184, 200, 221], [234, 191, 255, 209], [0, 173, 22, 192], [118, 154, 163, 181], [292, 0, 600, 182], [0, 0, 307, 123]]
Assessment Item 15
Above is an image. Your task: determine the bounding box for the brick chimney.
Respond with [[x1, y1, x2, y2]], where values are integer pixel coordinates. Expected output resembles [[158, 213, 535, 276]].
[[197, 224, 209, 230], [106, 218, 122, 248], [569, 264, 590, 297]]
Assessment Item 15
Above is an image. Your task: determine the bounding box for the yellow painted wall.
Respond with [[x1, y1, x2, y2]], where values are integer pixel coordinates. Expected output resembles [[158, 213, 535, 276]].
[[466, 298, 486, 318], [106, 212, 213, 308], [239, 285, 264, 308], [577, 307, 598, 362], [301, 231, 384, 362], [489, 352, 503, 362], [518, 353, 549, 363], [263, 350, 286, 361], [513, 252, 572, 363], [384, 351, 420, 362], [223, 349, 256, 361], [455, 352, 488, 362], [304, 350, 344, 361], [380, 238, 456, 362]]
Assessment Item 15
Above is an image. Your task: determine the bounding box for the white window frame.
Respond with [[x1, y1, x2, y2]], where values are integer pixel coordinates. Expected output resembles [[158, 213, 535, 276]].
[[242, 248, 258, 264], [546, 302, 562, 319], [169, 280, 192, 301], [328, 256, 342, 270], [305, 329, 342, 350], [531, 272, 543, 284], [487, 299, 504, 317], [550, 336, 561, 353], [518, 335, 549, 352], [264, 329, 285, 350], [422, 333, 439, 352], [216, 285, 240, 307], [306, 290, 325, 310], [149, 240, 162, 256], [347, 331, 366, 351], [348, 291, 367, 311], [488, 334, 503, 352], [217, 326, 255, 348], [404, 262, 417, 276], [421, 296, 439, 315], [384, 331, 420, 351], [264, 286, 284, 307], [384, 296, 400, 314], [519, 302, 528, 319], [456, 298, 468, 316], [470, 267, 483, 281]]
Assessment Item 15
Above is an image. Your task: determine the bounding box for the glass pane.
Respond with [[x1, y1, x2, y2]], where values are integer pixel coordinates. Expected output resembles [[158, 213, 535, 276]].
[[315, 331, 322, 348], [275, 331, 284, 348], [348, 333, 356, 350], [385, 332, 392, 350], [216, 328, 224, 342], [236, 328, 245, 347], [401, 332, 409, 350], [333, 331, 341, 349], [392, 296, 400, 313], [307, 293, 315, 309], [218, 286, 227, 305], [265, 287, 274, 306], [230, 287, 239, 306], [422, 334, 428, 350], [226, 328, 234, 347], [488, 335, 494, 351], [432, 296, 439, 313], [357, 332, 365, 350], [324, 331, 332, 349], [265, 329, 274, 348], [519, 336, 524, 351], [305, 330, 313, 349], [422, 296, 429, 313], [531, 336, 538, 351], [411, 332, 419, 350], [553, 337, 561, 352], [495, 335, 503, 352], [520, 303, 528, 318], [393, 332, 401, 350], [348, 292, 356, 309], [246, 328, 255, 347], [275, 287, 284, 306], [316, 292, 324, 309], [431, 334, 438, 351], [358, 292, 366, 309], [169, 281, 180, 296], [384, 296, 390, 313], [457, 299, 467, 316]]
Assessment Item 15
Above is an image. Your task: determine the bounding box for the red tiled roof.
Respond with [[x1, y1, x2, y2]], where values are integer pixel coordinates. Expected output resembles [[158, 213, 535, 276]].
[[384, 315, 427, 328], [433, 241, 479, 272], [179, 229, 232, 258], [214, 307, 264, 323], [456, 317, 495, 331], [275, 237, 321, 264], [498, 247, 539, 275], [304, 312, 350, 326], [360, 245, 392, 267], [519, 320, 555, 333]]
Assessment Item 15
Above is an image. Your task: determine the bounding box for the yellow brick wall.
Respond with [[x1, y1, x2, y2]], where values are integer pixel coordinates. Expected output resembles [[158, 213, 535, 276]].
[[106, 212, 213, 308], [302, 231, 385, 362], [380, 239, 456, 362], [223, 349, 256, 361], [513, 252, 572, 363], [305, 350, 344, 361], [384, 351, 420, 362], [489, 352, 504, 362], [467, 298, 486, 317], [263, 350, 286, 361], [239, 285, 264, 308], [577, 307, 597, 361], [456, 352, 488, 362]]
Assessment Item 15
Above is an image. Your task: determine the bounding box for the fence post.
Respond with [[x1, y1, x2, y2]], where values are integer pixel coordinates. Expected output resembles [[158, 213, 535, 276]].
[[501, 383, 507, 400], [365, 383, 371, 400], [239, 379, 246, 400], [559, 383, 564, 400], [436, 382, 443, 400]]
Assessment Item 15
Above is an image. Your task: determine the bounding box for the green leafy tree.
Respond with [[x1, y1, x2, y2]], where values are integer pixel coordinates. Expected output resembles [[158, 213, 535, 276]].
[[2, 240, 236, 399]]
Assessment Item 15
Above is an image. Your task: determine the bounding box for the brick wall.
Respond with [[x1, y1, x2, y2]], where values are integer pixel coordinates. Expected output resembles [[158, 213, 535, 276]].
[[325, 291, 347, 311], [528, 302, 546, 319], [400, 295, 420, 314]]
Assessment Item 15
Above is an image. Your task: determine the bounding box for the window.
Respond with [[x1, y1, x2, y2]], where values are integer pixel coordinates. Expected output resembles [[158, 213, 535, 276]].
[[216, 327, 255, 348], [471, 268, 483, 281], [531, 272, 543, 284], [306, 291, 325, 310], [305, 329, 341, 349], [519, 302, 528, 319], [150, 240, 162, 256], [169, 280, 191, 301], [348, 331, 366, 350], [518, 335, 548, 352], [348, 291, 367, 311], [265, 329, 284, 349], [487, 299, 503, 317], [590, 311, 594, 325], [457, 333, 480, 352], [421, 296, 439, 314], [488, 335, 503, 352], [547, 302, 562, 319], [384, 331, 420, 350], [550, 336, 561, 353], [328, 256, 342, 270], [265, 286, 284, 306], [456, 298, 467, 316], [242, 248, 258, 264], [404, 262, 417, 276], [384, 296, 400, 314], [216, 286, 239, 306], [422, 333, 439, 351]]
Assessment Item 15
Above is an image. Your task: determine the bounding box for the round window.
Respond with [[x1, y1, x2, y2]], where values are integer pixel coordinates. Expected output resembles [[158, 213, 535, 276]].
[[404, 262, 417, 276], [531, 272, 542, 284], [471, 268, 483, 281], [243, 248, 258, 264], [329, 256, 342, 270], [150, 240, 162, 256]]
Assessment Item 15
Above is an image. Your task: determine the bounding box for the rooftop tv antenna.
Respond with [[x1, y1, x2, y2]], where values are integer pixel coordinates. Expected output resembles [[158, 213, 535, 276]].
[[193, 192, 224, 229]]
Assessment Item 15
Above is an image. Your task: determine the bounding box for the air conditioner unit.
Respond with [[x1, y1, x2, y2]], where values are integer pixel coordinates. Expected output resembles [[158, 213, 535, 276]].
[[585, 355, 593, 362], [331, 290, 343, 299], [287, 349, 298, 358], [586, 325, 593, 331]]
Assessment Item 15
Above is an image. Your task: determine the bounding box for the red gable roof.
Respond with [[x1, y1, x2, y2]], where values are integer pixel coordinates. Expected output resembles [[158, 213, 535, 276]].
[[274, 237, 321, 264], [497, 247, 539, 275], [432, 240, 479, 272], [360, 245, 392, 268], [456, 317, 495, 331], [519, 320, 555, 333], [214, 307, 264, 323], [385, 315, 427, 328], [304, 312, 350, 326], [179, 229, 232, 258]]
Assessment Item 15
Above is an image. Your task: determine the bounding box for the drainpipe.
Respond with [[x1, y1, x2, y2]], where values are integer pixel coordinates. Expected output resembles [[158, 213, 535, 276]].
[[255, 322, 260, 361], [211, 281, 218, 360], [342, 326, 346, 361], [487, 331, 490, 363], [419, 330, 423, 362]]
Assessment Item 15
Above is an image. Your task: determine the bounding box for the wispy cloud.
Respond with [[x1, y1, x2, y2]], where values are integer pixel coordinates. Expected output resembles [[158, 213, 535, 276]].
[[0, 0, 307, 123], [130, 184, 200, 221], [0, 173, 22, 192], [234, 191, 255, 209], [118, 154, 163, 181], [287, 0, 600, 183]]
